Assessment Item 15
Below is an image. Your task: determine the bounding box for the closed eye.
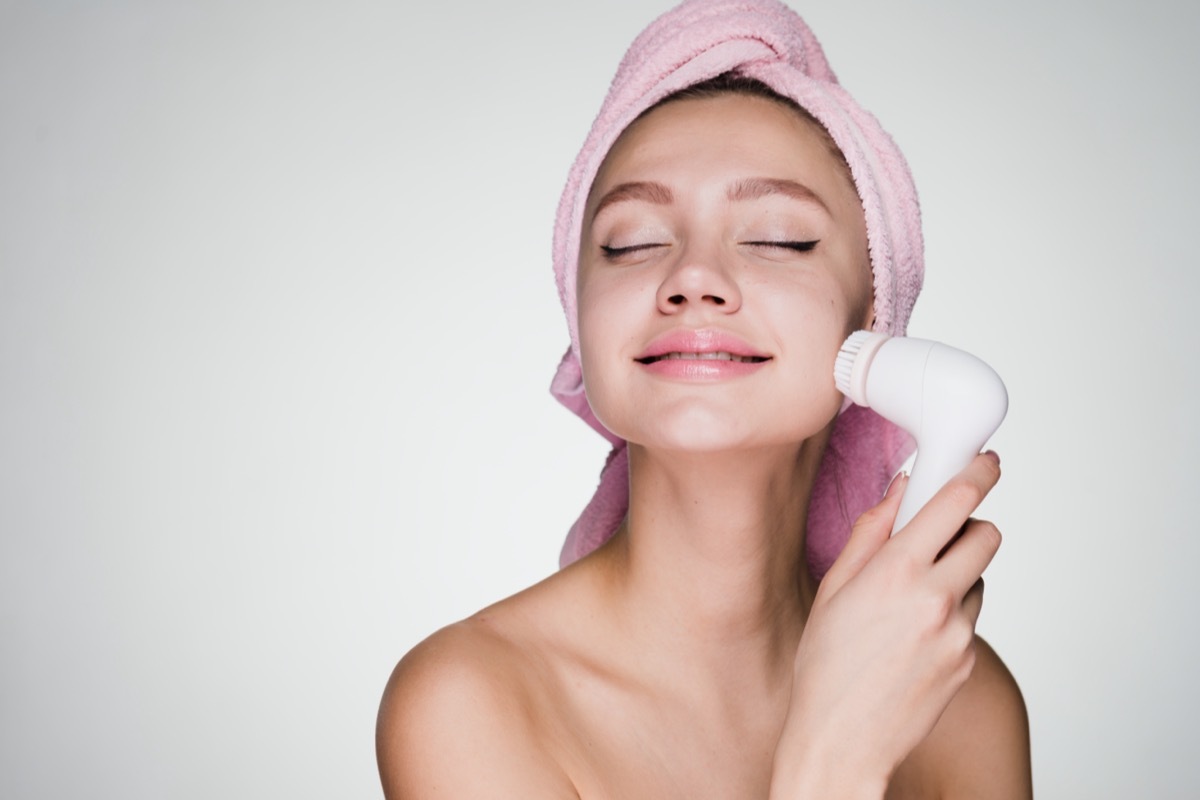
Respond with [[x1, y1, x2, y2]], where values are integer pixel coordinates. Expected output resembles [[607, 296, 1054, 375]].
[[743, 240, 820, 252], [600, 243, 667, 259]]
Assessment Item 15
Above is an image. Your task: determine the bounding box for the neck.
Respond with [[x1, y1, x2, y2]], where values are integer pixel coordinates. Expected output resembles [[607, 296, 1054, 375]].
[[599, 427, 831, 693]]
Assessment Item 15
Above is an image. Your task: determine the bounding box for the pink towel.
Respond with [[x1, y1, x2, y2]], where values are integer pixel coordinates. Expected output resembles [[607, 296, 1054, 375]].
[[551, 0, 923, 577]]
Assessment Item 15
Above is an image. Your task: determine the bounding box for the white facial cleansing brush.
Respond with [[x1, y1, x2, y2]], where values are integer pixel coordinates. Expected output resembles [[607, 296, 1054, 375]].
[[834, 331, 1008, 534]]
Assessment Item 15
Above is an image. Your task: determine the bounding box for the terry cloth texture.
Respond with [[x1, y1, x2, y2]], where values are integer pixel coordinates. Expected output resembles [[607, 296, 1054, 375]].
[[551, 0, 923, 577]]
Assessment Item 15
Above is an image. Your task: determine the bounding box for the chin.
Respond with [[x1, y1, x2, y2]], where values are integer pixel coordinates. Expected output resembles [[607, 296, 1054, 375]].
[[614, 394, 840, 454]]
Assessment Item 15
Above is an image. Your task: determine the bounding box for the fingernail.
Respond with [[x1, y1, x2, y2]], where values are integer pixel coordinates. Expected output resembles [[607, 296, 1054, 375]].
[[885, 471, 909, 497], [983, 450, 1000, 465]]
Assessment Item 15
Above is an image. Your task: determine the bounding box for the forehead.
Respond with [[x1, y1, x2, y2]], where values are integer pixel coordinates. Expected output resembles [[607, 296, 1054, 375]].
[[589, 93, 854, 205]]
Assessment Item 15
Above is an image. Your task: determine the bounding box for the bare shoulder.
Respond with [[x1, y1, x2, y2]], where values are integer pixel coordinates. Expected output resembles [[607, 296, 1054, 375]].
[[893, 635, 1032, 799], [376, 617, 579, 799]]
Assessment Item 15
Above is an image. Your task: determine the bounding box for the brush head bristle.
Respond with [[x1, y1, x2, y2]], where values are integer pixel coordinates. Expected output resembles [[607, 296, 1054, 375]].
[[834, 331, 871, 394], [834, 330, 890, 406]]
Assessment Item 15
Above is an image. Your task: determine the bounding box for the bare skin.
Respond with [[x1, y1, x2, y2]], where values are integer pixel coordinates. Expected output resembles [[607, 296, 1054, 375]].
[[377, 95, 1032, 799]]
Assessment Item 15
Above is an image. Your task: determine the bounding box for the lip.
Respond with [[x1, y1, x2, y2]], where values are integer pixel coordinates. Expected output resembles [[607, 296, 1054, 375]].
[[635, 329, 772, 380]]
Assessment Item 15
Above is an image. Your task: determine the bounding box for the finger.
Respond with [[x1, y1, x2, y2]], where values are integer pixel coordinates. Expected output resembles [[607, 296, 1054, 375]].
[[962, 577, 985, 626], [820, 472, 907, 596], [937, 519, 1002, 597], [895, 452, 1000, 564]]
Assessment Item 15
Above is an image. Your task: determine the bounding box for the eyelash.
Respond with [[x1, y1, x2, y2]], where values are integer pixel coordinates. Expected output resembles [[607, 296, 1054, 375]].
[[745, 240, 820, 252], [600, 243, 664, 259], [599, 240, 820, 260]]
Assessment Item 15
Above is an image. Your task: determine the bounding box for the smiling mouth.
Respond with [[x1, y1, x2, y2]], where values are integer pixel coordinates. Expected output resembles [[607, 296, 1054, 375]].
[[636, 351, 771, 364]]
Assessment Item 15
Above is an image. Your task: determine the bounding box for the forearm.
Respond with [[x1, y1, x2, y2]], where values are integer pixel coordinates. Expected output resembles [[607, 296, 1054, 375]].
[[767, 727, 887, 800]]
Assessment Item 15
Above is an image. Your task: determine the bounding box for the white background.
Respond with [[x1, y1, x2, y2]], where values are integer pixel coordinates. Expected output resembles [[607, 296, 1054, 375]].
[[2, 0, 1197, 797]]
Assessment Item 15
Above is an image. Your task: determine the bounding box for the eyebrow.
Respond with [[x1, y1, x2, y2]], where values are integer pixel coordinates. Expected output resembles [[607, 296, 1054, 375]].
[[591, 181, 674, 220], [589, 176, 830, 221], [727, 177, 830, 213]]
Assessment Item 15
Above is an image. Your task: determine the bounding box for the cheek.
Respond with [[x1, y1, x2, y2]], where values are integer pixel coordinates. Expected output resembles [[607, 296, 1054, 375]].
[[833, 212, 873, 330], [755, 266, 861, 342], [844, 260, 873, 333], [575, 272, 638, 434], [756, 277, 857, 420], [576, 270, 624, 368]]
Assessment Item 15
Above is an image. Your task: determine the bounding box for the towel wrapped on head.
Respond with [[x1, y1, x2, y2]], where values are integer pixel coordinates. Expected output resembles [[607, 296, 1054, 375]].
[[551, 0, 924, 577]]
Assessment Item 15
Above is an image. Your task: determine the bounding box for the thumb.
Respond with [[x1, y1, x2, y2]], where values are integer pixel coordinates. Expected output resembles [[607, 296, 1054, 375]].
[[818, 472, 907, 597]]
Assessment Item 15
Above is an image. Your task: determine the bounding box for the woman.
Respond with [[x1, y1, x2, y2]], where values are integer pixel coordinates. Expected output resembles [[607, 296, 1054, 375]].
[[377, 1, 1031, 796]]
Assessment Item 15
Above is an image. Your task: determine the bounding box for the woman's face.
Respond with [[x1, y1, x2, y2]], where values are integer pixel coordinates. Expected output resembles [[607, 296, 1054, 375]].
[[577, 93, 873, 453]]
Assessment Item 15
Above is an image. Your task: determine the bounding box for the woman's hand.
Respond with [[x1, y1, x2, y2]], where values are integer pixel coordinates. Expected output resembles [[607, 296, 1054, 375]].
[[771, 452, 1003, 799]]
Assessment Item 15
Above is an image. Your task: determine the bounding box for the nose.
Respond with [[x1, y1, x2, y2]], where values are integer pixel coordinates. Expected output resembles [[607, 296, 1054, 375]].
[[655, 246, 742, 315]]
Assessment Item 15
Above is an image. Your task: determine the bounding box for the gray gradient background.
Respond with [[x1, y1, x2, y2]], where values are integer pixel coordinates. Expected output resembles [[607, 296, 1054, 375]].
[[2, 0, 1197, 797]]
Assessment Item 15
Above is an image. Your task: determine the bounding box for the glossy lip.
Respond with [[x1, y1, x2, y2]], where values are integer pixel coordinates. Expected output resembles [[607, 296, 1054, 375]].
[[635, 329, 772, 380]]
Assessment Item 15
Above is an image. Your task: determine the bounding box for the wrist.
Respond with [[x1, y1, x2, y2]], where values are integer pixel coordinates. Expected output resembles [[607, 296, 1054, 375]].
[[768, 767, 885, 800], [768, 730, 887, 800]]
